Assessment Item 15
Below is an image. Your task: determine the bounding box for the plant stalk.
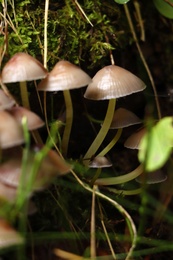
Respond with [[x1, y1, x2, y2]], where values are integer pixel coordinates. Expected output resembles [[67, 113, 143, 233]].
[[83, 99, 116, 164]]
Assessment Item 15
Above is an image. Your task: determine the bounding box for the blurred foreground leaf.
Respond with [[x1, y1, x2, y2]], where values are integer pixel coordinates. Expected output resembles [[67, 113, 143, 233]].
[[138, 117, 173, 171]]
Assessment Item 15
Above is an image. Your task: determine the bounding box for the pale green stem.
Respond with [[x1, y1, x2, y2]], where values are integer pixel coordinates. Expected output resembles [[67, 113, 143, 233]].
[[95, 164, 143, 186], [98, 128, 123, 157], [90, 167, 102, 186], [83, 99, 116, 164], [19, 81, 44, 144], [61, 90, 73, 156], [19, 81, 30, 109]]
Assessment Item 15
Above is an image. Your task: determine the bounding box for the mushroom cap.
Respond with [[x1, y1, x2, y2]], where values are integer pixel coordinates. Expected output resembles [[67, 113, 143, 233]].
[[0, 182, 17, 202], [0, 147, 71, 190], [124, 127, 146, 150], [84, 65, 146, 100], [136, 169, 167, 184], [37, 60, 92, 91], [0, 219, 24, 249], [0, 110, 24, 149], [1, 52, 48, 83], [0, 89, 15, 110], [110, 108, 142, 129], [8, 106, 45, 130], [89, 156, 112, 168]]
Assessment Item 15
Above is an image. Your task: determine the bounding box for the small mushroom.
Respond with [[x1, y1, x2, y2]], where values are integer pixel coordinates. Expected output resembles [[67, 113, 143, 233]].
[[124, 127, 146, 150], [136, 169, 167, 184], [0, 110, 24, 149], [8, 106, 44, 131], [0, 89, 15, 110], [0, 182, 18, 203], [89, 156, 112, 186], [89, 156, 112, 168], [0, 146, 71, 190], [110, 108, 141, 129]]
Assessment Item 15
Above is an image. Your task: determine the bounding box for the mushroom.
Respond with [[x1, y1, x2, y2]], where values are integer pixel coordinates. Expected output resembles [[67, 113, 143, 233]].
[[110, 108, 142, 129], [136, 169, 167, 184], [0, 110, 24, 149], [8, 106, 44, 131], [0, 182, 18, 203], [0, 219, 24, 249], [124, 127, 146, 150], [0, 146, 71, 191], [0, 89, 15, 110], [83, 65, 146, 165], [97, 108, 142, 157], [38, 60, 91, 156], [1, 52, 48, 109], [89, 156, 112, 186]]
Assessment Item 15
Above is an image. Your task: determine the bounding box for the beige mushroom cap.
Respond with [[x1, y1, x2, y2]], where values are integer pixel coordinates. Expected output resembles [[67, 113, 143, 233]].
[[84, 65, 146, 100], [89, 156, 112, 168], [0, 147, 71, 190], [124, 127, 146, 149], [0, 110, 24, 149], [8, 106, 44, 130], [110, 108, 142, 129], [1, 52, 48, 83], [37, 60, 92, 91], [0, 89, 15, 110]]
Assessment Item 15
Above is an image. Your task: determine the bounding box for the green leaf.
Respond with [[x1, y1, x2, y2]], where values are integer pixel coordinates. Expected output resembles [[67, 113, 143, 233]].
[[153, 0, 173, 19], [138, 117, 173, 171], [114, 0, 130, 4]]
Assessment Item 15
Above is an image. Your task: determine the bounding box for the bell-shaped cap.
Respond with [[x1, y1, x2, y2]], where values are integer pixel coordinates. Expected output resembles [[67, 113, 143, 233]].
[[124, 127, 146, 150], [0, 182, 18, 202], [1, 52, 48, 83], [0, 89, 15, 110], [38, 60, 92, 91], [136, 169, 167, 184], [110, 108, 142, 129], [89, 156, 112, 168], [8, 106, 44, 130], [0, 147, 71, 190], [84, 65, 146, 100], [0, 110, 24, 149]]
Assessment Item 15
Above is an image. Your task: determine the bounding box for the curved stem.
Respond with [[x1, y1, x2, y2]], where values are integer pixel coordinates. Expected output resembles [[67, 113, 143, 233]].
[[98, 128, 123, 157], [83, 99, 116, 164], [61, 90, 73, 156], [70, 168, 137, 260], [19, 81, 30, 109], [95, 164, 143, 186]]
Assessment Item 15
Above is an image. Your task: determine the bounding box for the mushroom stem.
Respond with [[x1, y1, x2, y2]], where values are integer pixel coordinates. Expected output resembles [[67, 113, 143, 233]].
[[19, 81, 30, 109], [83, 99, 116, 165], [61, 90, 73, 156], [94, 164, 143, 186], [97, 128, 123, 157]]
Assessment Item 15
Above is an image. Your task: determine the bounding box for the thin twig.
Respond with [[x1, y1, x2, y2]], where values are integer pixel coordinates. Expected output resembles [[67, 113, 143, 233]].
[[124, 4, 161, 120]]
